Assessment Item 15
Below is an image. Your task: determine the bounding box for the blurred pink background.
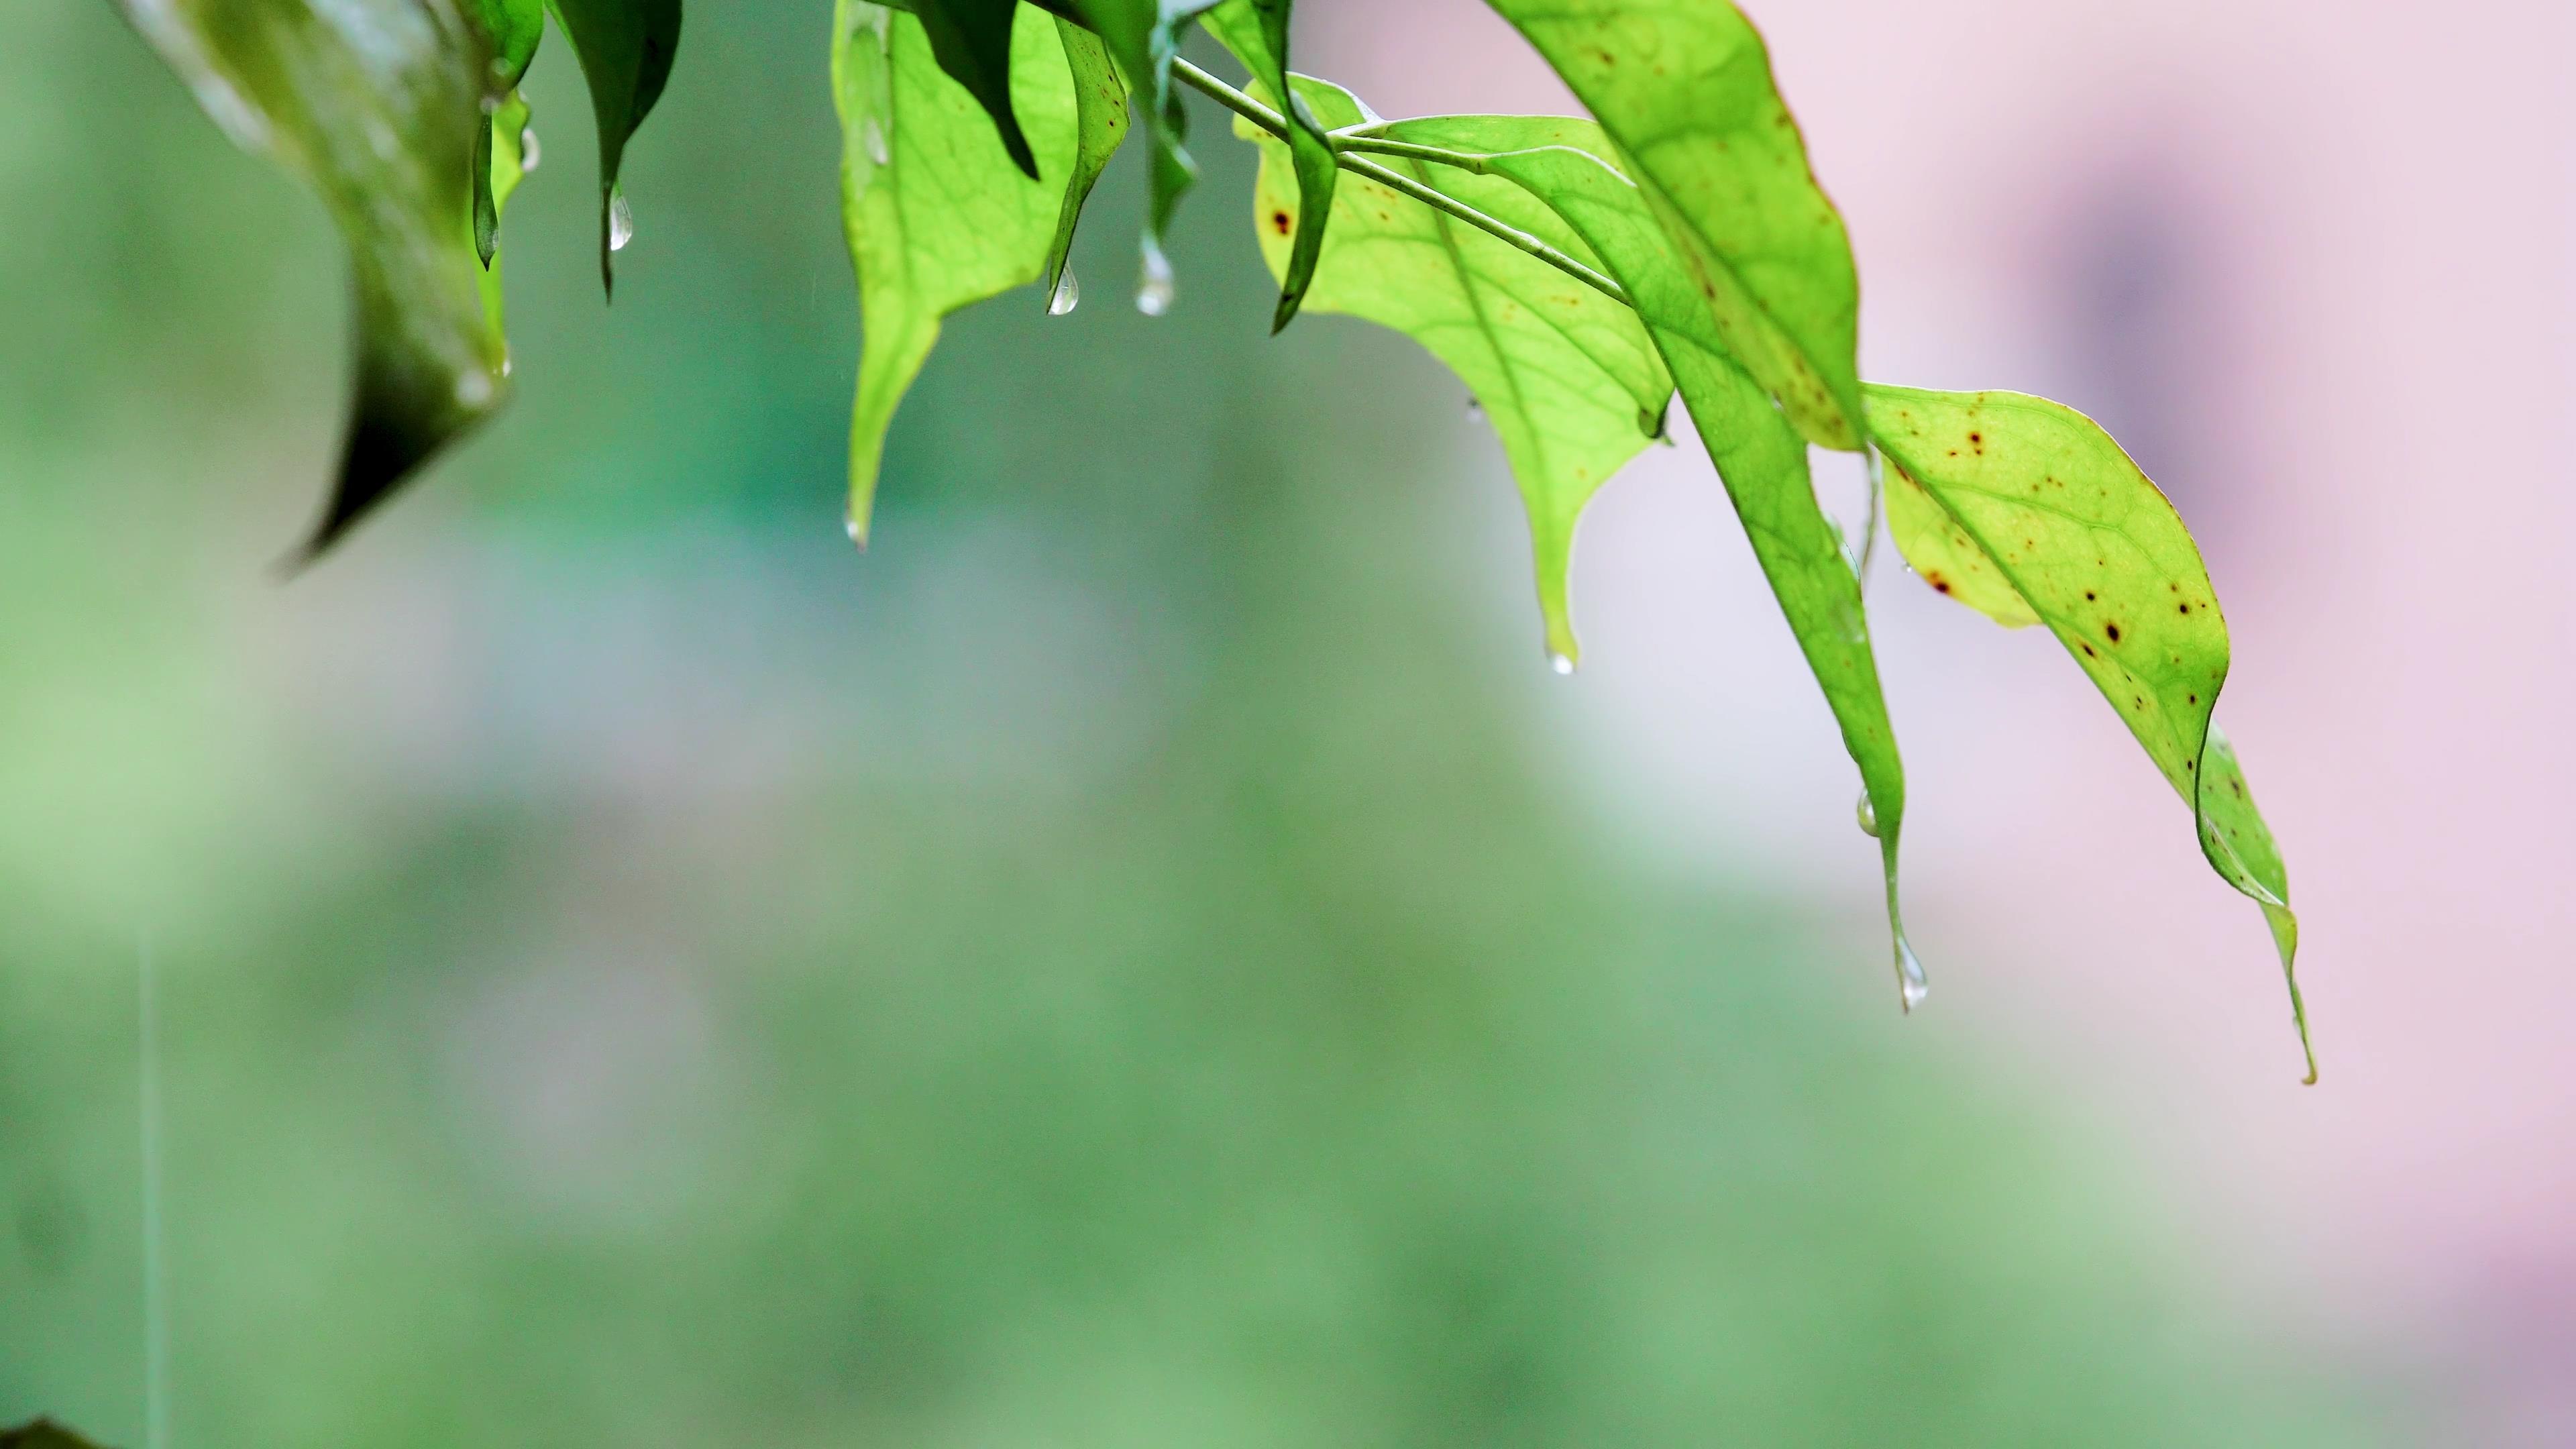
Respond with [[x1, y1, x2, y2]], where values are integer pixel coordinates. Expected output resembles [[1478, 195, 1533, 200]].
[[1313, 1, 2576, 1438]]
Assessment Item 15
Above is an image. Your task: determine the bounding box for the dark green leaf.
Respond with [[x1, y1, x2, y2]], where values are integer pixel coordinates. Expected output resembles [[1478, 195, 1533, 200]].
[[913, 0, 1042, 178], [121, 0, 511, 558], [545, 0, 683, 295], [1868, 386, 2313, 1079], [1393, 121, 1917, 1001], [1061, 0, 1220, 301], [468, 0, 545, 87], [837, 0, 1082, 537], [1237, 92, 1667, 663], [1485, 0, 1865, 451], [1042, 15, 1129, 297], [1199, 0, 1334, 331]]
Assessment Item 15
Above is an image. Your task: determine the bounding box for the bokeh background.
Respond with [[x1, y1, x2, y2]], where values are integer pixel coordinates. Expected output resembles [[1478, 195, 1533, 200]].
[[2, 0, 2566, 1442]]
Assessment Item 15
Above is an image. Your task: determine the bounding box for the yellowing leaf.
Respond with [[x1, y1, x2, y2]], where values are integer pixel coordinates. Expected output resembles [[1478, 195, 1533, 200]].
[[1484, 0, 1864, 451], [1884, 456, 2037, 627], [1866, 385, 2313, 1080]]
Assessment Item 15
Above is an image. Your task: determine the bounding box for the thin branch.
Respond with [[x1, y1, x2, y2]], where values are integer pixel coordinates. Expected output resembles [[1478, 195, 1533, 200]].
[[1167, 57, 1631, 309]]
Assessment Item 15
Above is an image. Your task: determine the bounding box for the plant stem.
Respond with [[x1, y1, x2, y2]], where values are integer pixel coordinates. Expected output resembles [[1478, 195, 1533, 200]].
[[1167, 57, 1631, 308]]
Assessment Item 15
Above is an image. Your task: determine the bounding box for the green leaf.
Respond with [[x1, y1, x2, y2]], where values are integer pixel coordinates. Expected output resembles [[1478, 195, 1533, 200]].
[[1484, 0, 1864, 451], [1393, 123, 1915, 1002], [474, 89, 535, 269], [1867, 386, 2313, 1080], [1237, 91, 1666, 663], [1042, 15, 1129, 299], [836, 0, 1081, 539], [545, 0, 683, 296], [1, 1420, 113, 1449], [120, 0, 511, 558], [1061, 0, 1222, 301], [466, 0, 542, 268], [468, 0, 545, 87], [912, 0, 1042, 178], [1199, 0, 1335, 331], [1882, 449, 2037, 628]]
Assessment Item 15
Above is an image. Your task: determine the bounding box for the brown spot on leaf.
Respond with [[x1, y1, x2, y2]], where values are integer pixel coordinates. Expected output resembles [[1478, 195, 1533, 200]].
[[2105, 623, 2122, 643], [1272, 210, 1292, 235]]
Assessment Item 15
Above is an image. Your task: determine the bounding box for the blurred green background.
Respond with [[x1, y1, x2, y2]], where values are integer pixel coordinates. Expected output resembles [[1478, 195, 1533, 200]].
[[0, 3, 2395, 1444]]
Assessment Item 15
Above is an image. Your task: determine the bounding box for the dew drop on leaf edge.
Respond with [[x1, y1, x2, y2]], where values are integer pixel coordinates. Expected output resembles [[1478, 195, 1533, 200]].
[[1548, 651, 1575, 676], [608, 190, 635, 253], [1855, 790, 1878, 838], [1047, 268, 1080, 316], [518, 124, 541, 172], [861, 117, 890, 167]]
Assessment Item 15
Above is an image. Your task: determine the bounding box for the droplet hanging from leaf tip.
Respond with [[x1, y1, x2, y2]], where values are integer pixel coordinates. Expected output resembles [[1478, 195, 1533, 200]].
[[519, 124, 541, 172], [608, 189, 635, 253], [1855, 790, 1879, 838], [844, 513, 867, 550], [1136, 241, 1175, 317], [1047, 268, 1080, 317], [1549, 651, 1576, 677], [1896, 937, 1928, 1012]]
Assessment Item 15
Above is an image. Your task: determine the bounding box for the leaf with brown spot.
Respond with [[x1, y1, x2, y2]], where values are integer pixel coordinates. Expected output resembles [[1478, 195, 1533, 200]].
[[1485, 0, 1865, 450], [1867, 384, 2313, 1081]]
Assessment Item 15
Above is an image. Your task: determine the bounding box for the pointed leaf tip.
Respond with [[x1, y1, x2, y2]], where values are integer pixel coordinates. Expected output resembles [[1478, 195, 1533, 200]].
[[121, 0, 514, 557], [546, 0, 682, 297], [1868, 386, 2310, 1070]]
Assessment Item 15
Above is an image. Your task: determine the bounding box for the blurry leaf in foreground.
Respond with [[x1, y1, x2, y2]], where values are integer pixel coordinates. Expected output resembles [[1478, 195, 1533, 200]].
[[1485, 0, 1866, 451], [1238, 93, 1667, 665], [0, 1421, 112, 1449], [1868, 386, 2313, 1080], [118, 0, 510, 559], [836, 0, 1079, 539], [1407, 123, 1915, 1002], [1199, 0, 1334, 331], [545, 0, 683, 294]]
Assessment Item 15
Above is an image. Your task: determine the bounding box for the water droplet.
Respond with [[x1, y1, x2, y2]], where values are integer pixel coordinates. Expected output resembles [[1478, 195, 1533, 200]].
[[861, 117, 890, 167], [500, 348, 515, 378], [1548, 651, 1576, 676], [1855, 790, 1878, 838], [844, 513, 866, 549], [454, 369, 495, 407], [1047, 268, 1080, 316], [517, 124, 541, 172], [480, 94, 502, 116], [1136, 242, 1175, 317], [607, 190, 635, 252], [1896, 938, 1929, 1013], [1466, 397, 1485, 419]]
